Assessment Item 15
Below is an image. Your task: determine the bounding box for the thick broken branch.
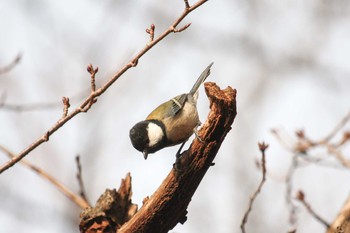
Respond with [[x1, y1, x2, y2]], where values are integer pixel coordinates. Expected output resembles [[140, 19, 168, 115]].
[[79, 82, 237, 232], [80, 173, 138, 232]]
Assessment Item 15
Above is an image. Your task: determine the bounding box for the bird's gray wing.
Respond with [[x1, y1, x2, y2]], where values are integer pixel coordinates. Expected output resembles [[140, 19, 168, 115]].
[[146, 93, 187, 120], [169, 94, 187, 116]]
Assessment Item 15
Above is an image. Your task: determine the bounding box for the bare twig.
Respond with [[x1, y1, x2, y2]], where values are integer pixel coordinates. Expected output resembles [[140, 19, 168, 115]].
[[321, 110, 350, 143], [184, 0, 190, 9], [173, 23, 192, 33], [327, 145, 350, 168], [271, 128, 294, 151], [80, 64, 98, 112], [294, 129, 315, 153], [241, 142, 269, 233], [273, 111, 350, 231], [0, 144, 89, 209], [146, 24, 155, 42], [296, 190, 330, 228], [62, 97, 70, 118], [335, 131, 350, 148], [0, 89, 88, 112], [86, 64, 98, 93], [75, 155, 90, 206], [286, 154, 298, 227], [0, 0, 209, 174], [0, 53, 22, 75]]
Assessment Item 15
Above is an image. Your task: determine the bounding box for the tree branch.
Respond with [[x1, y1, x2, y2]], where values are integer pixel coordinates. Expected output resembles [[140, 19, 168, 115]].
[[79, 82, 237, 232], [0, 53, 22, 75], [0, 144, 89, 209], [240, 143, 269, 233], [80, 173, 138, 232], [76, 155, 90, 206], [296, 190, 330, 228], [0, 0, 209, 174], [272, 110, 350, 231]]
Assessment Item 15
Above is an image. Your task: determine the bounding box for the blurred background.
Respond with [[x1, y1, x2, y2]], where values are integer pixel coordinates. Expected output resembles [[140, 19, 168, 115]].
[[1, 0, 350, 232]]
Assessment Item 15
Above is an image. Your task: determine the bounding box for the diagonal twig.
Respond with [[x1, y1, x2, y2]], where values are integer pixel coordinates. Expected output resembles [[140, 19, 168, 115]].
[[0, 0, 209, 174], [0, 144, 89, 209], [0, 89, 88, 112], [241, 142, 269, 233], [321, 110, 350, 144], [286, 154, 299, 227], [0, 53, 22, 75], [296, 190, 330, 228], [75, 155, 90, 206]]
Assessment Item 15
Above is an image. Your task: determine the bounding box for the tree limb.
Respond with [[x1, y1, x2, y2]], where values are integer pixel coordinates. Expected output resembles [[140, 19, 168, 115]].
[[240, 143, 269, 233], [0, 144, 89, 209]]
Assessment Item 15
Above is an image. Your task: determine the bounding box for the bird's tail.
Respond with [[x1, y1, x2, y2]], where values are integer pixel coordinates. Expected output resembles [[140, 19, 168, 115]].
[[189, 62, 214, 96]]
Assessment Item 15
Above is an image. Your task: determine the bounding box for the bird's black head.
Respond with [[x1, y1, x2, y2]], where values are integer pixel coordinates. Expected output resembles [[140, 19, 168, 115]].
[[129, 120, 167, 159], [129, 121, 149, 153]]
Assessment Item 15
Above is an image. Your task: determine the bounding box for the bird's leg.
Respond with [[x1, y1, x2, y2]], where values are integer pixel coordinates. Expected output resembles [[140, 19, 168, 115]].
[[173, 140, 188, 171], [175, 140, 187, 159], [193, 121, 204, 143]]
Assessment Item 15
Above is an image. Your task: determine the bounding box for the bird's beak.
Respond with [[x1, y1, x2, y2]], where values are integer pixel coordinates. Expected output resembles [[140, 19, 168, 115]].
[[143, 151, 148, 160]]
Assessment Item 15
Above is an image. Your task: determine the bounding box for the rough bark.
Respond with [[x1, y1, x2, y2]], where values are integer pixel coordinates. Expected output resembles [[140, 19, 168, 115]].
[[79, 82, 237, 233], [79, 173, 138, 232]]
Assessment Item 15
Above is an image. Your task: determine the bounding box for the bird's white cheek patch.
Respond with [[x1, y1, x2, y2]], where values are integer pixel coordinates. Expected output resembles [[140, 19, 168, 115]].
[[147, 123, 164, 147]]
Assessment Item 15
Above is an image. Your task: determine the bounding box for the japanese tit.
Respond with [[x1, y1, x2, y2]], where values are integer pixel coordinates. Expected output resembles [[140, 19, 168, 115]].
[[129, 62, 213, 159]]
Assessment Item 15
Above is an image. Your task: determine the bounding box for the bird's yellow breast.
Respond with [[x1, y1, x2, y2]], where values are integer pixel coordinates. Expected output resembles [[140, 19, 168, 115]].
[[162, 101, 199, 146]]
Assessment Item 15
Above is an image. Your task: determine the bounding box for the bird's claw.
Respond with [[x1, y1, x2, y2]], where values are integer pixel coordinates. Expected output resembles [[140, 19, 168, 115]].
[[193, 127, 204, 143]]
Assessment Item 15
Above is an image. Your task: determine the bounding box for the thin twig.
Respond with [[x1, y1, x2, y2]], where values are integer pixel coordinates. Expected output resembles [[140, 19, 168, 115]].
[[321, 110, 350, 143], [75, 155, 90, 205], [0, 0, 209, 174], [272, 111, 350, 232], [62, 97, 70, 118], [296, 190, 330, 228], [0, 88, 88, 112], [241, 142, 269, 233], [327, 145, 350, 168], [87, 64, 98, 93], [173, 23, 192, 33], [335, 131, 350, 148], [286, 154, 298, 227], [146, 24, 155, 42], [184, 0, 190, 9], [0, 53, 22, 75], [271, 128, 294, 151], [0, 144, 89, 209]]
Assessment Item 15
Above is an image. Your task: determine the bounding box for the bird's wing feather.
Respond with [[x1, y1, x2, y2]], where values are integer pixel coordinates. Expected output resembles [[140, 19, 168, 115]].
[[170, 94, 187, 116], [146, 94, 187, 120]]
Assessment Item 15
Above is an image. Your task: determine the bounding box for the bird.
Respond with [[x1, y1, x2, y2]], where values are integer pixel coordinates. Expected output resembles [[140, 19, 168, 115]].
[[129, 62, 213, 160]]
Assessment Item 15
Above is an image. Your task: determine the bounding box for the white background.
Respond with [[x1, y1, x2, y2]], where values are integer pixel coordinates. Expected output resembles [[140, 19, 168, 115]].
[[1, 0, 350, 232]]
